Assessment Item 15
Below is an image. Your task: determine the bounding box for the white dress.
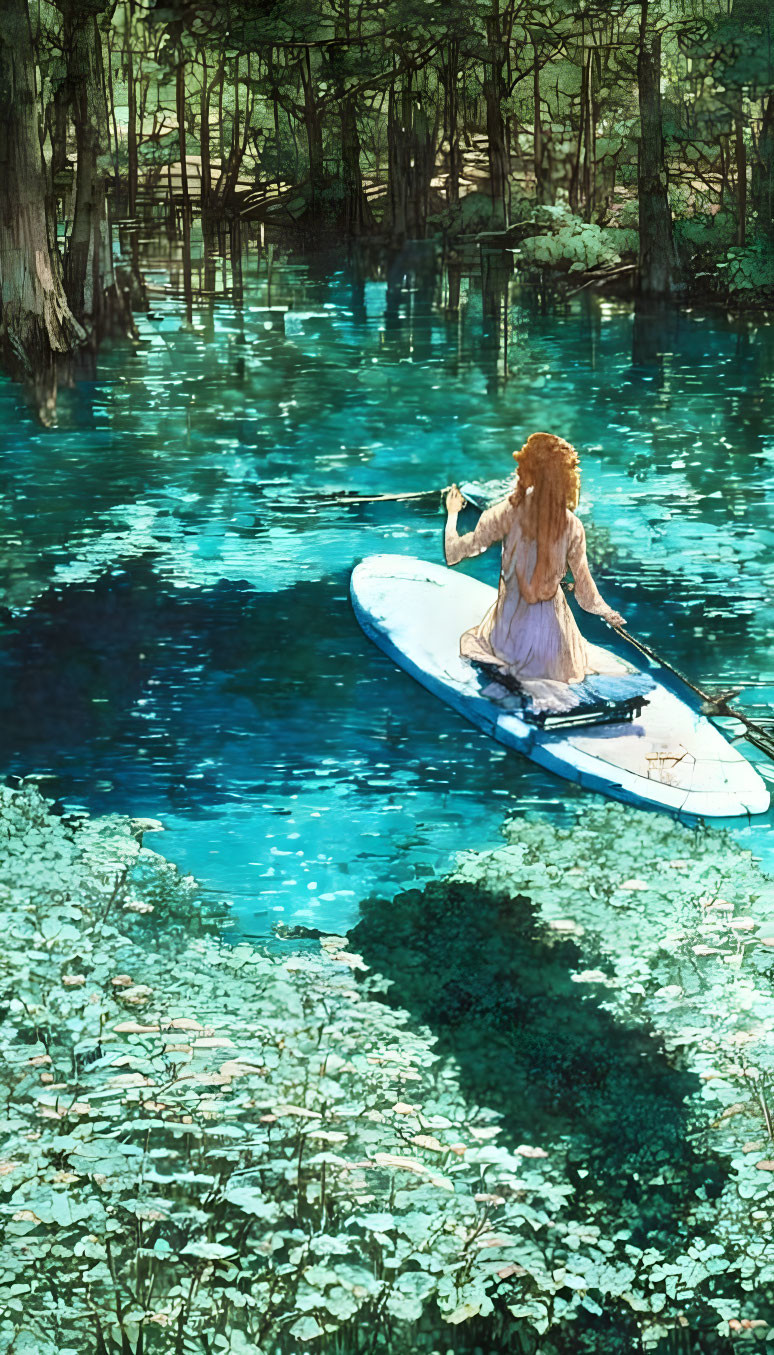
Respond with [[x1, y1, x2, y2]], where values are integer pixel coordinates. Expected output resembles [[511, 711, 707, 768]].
[[444, 493, 629, 713]]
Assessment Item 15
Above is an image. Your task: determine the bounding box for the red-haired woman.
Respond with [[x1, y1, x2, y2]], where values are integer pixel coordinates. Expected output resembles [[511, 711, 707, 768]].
[[444, 432, 627, 712]]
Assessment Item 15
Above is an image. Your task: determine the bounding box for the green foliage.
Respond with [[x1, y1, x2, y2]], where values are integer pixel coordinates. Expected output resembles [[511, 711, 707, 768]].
[[139, 131, 181, 168], [673, 210, 736, 253], [514, 208, 625, 275], [0, 784, 589, 1353], [354, 802, 774, 1346], [599, 226, 639, 258], [714, 241, 774, 297], [608, 197, 640, 230], [4, 786, 774, 1351]]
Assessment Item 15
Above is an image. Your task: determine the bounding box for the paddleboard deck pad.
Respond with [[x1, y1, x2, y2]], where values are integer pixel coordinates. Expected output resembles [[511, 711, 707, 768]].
[[350, 554, 770, 818], [470, 662, 655, 729]]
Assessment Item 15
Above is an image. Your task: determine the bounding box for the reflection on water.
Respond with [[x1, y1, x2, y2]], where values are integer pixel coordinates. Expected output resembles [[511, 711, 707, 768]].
[[0, 221, 773, 932]]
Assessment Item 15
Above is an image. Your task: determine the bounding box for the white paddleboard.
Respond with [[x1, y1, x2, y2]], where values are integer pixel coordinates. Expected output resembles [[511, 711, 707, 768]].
[[350, 554, 770, 819]]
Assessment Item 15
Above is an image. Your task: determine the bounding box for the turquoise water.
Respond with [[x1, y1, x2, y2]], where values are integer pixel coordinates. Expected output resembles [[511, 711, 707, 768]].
[[1, 228, 773, 935]]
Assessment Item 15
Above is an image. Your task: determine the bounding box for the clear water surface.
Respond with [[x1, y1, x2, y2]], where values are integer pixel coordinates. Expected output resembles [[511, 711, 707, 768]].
[[1, 225, 773, 937]]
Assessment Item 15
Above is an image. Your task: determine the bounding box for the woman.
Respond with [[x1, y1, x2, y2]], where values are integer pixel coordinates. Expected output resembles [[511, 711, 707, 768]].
[[444, 431, 629, 714]]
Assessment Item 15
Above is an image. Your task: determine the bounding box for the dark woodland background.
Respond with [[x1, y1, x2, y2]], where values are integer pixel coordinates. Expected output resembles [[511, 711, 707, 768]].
[[1, 0, 773, 412]]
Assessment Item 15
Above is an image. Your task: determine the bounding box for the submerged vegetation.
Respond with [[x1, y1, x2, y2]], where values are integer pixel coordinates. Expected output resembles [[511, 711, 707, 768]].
[[2, 781, 774, 1352]]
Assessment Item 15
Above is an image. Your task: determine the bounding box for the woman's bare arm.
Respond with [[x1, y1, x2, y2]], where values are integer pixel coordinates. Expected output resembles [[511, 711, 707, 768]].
[[444, 487, 513, 566]]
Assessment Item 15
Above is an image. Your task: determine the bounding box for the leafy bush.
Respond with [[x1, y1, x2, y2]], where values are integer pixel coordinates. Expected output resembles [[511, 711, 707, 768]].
[[354, 802, 774, 1347], [673, 210, 736, 254], [714, 240, 774, 296], [607, 197, 639, 229], [514, 208, 624, 274], [599, 226, 639, 257], [618, 161, 639, 188], [430, 190, 530, 236]]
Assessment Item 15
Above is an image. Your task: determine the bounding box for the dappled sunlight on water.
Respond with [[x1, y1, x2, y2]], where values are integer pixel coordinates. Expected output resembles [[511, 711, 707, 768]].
[[0, 224, 773, 930]]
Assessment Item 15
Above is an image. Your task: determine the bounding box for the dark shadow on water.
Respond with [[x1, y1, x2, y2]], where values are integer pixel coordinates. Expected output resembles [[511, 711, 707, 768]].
[[0, 560, 373, 806], [0, 556, 527, 817], [349, 878, 727, 1251]]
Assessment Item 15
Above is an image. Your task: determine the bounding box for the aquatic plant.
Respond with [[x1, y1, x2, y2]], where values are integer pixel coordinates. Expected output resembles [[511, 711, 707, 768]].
[[0, 783, 579, 1353], [3, 784, 774, 1353]]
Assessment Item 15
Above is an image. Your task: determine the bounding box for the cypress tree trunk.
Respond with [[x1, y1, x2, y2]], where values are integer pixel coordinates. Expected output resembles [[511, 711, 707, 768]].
[[121, 1, 138, 218], [0, 0, 84, 378], [300, 48, 325, 215], [339, 94, 373, 234], [50, 71, 70, 186], [442, 38, 461, 208], [63, 3, 130, 335], [582, 49, 595, 220], [484, 11, 508, 227], [220, 56, 253, 207], [735, 110, 747, 247], [408, 96, 434, 237], [532, 36, 545, 204], [385, 76, 434, 242], [636, 0, 675, 295], [386, 75, 408, 241], [751, 95, 774, 241], [176, 57, 189, 211], [569, 44, 586, 213], [125, 27, 138, 216], [200, 52, 212, 212]]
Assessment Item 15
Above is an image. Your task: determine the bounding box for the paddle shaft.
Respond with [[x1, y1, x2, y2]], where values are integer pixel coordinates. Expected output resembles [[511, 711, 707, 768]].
[[610, 623, 774, 761], [608, 624, 712, 703], [320, 488, 450, 505]]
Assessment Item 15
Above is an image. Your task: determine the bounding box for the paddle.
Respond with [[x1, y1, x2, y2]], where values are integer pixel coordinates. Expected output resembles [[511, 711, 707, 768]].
[[317, 488, 447, 505], [332, 484, 774, 765], [606, 622, 774, 764]]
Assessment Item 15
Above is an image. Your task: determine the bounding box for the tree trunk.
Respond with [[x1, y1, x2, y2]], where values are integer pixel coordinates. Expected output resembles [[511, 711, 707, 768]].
[[751, 95, 774, 241], [181, 206, 192, 325], [125, 5, 138, 217], [385, 74, 434, 242], [569, 43, 586, 213], [300, 48, 325, 215], [229, 217, 243, 309], [532, 36, 544, 204], [220, 57, 253, 206], [63, 3, 130, 335], [200, 52, 211, 212], [273, 82, 282, 194], [408, 96, 434, 237], [386, 73, 408, 241], [105, 27, 120, 182], [636, 0, 674, 295], [735, 110, 746, 246], [484, 11, 508, 228], [339, 94, 373, 234], [0, 0, 84, 379], [443, 38, 461, 208], [582, 49, 595, 219], [50, 66, 70, 186], [176, 57, 189, 211]]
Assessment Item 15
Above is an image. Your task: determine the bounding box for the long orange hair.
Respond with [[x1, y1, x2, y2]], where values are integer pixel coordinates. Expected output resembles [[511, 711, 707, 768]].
[[508, 432, 580, 600]]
